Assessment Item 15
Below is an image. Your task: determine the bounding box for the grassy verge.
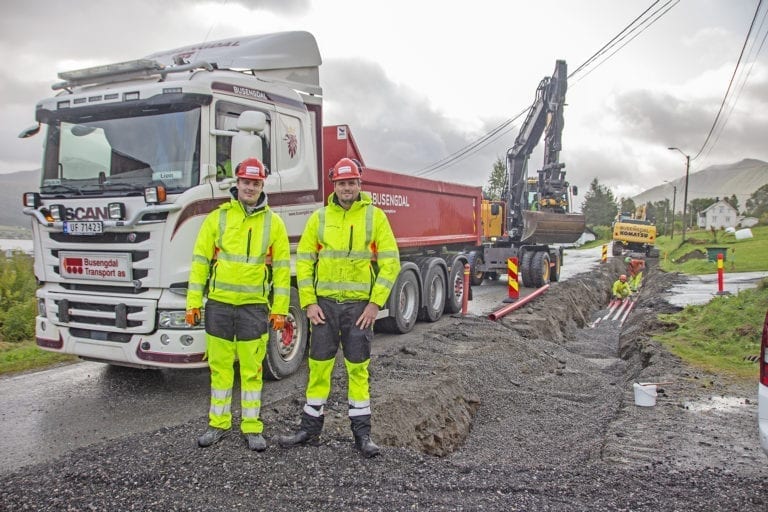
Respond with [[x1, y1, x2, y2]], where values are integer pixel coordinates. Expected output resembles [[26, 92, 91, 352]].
[[0, 341, 77, 375], [651, 279, 768, 382]]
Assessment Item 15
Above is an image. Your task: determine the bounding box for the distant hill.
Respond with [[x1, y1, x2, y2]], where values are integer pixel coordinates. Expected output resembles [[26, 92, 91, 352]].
[[632, 158, 768, 213], [0, 170, 38, 229]]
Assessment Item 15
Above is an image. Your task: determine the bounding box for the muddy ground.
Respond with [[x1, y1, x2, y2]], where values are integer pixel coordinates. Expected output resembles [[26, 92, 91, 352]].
[[3, 258, 767, 511]]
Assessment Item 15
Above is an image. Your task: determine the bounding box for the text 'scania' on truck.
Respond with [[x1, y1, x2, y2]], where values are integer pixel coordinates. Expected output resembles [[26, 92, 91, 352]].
[[20, 32, 584, 378]]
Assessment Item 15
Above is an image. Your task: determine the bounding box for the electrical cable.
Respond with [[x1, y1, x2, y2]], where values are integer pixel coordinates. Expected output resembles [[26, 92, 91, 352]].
[[415, 0, 678, 178]]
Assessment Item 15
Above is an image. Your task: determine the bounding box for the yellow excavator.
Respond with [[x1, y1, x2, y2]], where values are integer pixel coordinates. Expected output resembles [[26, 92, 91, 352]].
[[470, 60, 586, 287]]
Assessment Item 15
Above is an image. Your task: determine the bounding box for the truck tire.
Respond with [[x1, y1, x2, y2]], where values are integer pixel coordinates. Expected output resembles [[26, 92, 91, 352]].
[[550, 249, 562, 282], [418, 257, 447, 322], [468, 252, 485, 286], [379, 267, 420, 334], [530, 251, 551, 288], [264, 287, 308, 380], [444, 255, 468, 314]]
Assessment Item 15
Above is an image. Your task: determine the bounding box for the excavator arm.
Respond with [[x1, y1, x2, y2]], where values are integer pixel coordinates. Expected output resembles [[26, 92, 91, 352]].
[[503, 60, 585, 244]]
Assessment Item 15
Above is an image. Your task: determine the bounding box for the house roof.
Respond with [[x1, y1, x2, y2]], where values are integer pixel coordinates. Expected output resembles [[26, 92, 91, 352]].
[[700, 199, 738, 215]]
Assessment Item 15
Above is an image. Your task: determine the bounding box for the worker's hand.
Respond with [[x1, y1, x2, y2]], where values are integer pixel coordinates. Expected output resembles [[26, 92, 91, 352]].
[[306, 304, 326, 326], [355, 303, 379, 330], [269, 314, 286, 331], [185, 308, 201, 326]]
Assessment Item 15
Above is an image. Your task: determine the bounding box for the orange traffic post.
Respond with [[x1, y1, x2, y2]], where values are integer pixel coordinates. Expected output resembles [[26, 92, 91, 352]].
[[601, 244, 608, 263], [503, 257, 519, 303], [462, 263, 470, 315]]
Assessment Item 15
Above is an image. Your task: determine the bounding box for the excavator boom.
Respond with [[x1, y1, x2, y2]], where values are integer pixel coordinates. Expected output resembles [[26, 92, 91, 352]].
[[504, 60, 585, 244]]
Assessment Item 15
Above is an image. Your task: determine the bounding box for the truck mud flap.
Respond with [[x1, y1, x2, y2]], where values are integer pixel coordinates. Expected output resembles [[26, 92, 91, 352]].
[[521, 211, 586, 244]]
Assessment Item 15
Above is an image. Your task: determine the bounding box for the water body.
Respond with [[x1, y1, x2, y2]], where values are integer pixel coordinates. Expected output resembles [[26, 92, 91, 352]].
[[0, 238, 33, 253]]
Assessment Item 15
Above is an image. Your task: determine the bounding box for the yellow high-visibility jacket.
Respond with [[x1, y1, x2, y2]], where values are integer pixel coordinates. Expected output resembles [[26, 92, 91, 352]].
[[296, 192, 400, 308], [187, 196, 290, 315]]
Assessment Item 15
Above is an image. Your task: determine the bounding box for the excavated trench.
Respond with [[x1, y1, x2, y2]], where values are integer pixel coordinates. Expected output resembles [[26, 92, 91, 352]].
[[267, 257, 668, 457]]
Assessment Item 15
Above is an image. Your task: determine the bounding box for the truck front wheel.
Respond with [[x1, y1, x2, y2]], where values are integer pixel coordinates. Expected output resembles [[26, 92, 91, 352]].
[[264, 287, 308, 380]]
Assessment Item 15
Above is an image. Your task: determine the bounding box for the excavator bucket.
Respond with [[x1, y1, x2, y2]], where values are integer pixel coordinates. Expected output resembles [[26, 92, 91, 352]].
[[521, 211, 586, 244]]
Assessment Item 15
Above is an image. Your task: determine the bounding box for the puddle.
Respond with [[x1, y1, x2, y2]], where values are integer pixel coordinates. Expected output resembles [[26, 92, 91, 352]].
[[682, 395, 751, 412]]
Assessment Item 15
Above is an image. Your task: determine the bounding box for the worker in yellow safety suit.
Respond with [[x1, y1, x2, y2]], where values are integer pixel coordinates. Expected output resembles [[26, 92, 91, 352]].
[[612, 274, 632, 300], [624, 256, 645, 292], [278, 157, 401, 458], [186, 157, 290, 451]]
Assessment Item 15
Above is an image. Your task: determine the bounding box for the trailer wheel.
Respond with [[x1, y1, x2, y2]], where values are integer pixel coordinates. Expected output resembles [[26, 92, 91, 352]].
[[550, 249, 562, 282], [379, 268, 420, 334], [444, 256, 468, 314], [264, 287, 308, 380], [418, 258, 447, 322], [530, 251, 551, 288], [520, 250, 534, 288], [468, 253, 485, 286]]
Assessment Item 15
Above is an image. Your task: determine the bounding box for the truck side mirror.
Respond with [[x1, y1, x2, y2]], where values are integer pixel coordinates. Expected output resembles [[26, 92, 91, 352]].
[[571, 186, 578, 196]]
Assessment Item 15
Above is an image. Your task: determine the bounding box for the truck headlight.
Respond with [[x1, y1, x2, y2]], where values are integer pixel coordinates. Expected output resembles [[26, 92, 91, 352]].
[[158, 310, 202, 329]]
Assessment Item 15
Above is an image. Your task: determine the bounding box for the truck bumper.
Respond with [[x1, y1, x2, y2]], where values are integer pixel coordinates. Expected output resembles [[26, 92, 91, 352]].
[[35, 315, 207, 369]]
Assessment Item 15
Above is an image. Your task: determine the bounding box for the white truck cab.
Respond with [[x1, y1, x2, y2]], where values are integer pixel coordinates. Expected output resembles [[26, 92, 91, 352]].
[[20, 32, 325, 378]]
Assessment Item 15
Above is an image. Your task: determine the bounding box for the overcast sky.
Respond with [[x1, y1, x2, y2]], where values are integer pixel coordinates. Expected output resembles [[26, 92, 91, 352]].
[[1, 0, 766, 203]]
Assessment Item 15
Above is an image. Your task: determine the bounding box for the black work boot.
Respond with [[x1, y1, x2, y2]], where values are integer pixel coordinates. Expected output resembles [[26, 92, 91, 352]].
[[244, 433, 267, 452], [354, 434, 380, 458], [277, 429, 321, 448], [278, 410, 323, 448], [197, 426, 229, 447]]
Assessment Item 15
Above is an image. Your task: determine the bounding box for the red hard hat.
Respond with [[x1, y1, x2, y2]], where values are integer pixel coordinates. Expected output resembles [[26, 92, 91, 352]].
[[235, 157, 268, 181], [619, 274, 627, 282], [329, 157, 363, 182]]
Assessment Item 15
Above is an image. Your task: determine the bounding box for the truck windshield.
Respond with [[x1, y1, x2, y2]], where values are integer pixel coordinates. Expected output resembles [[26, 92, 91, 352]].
[[39, 104, 201, 197]]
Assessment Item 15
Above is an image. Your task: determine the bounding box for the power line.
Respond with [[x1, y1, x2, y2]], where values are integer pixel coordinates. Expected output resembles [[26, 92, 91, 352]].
[[414, 0, 678, 178], [692, 0, 766, 162]]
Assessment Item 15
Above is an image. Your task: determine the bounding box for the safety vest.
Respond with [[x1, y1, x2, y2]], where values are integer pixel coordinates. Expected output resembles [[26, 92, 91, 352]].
[[187, 196, 290, 314], [296, 192, 400, 308]]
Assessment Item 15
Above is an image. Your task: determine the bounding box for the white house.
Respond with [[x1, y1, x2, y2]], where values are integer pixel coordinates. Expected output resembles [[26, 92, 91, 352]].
[[697, 199, 739, 229]]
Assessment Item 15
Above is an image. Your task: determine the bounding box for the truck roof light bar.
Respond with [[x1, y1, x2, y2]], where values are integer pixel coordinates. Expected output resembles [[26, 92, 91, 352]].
[[52, 59, 214, 91]]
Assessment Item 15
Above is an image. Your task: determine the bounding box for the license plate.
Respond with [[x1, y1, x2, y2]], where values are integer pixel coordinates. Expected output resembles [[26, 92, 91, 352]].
[[64, 221, 103, 235]]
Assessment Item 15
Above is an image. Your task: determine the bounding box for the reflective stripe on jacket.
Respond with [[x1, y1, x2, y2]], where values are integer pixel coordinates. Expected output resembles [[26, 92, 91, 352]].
[[296, 191, 400, 308], [186, 196, 290, 314]]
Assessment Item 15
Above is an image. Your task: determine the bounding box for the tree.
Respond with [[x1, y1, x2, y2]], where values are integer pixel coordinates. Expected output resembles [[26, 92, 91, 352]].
[[619, 197, 635, 215], [580, 178, 618, 227], [483, 157, 506, 200], [724, 194, 739, 213], [746, 183, 768, 218]]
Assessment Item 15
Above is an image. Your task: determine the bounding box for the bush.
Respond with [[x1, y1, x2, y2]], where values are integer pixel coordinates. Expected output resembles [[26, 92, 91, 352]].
[[0, 251, 37, 343], [1, 299, 36, 343]]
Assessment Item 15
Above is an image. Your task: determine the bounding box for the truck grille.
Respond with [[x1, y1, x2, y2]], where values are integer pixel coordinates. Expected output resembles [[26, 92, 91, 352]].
[[50, 293, 156, 334]]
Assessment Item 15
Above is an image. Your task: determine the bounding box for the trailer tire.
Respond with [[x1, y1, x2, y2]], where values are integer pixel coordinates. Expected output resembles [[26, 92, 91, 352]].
[[379, 267, 420, 334], [468, 252, 485, 286], [418, 258, 447, 322], [444, 256, 468, 314], [264, 287, 308, 380], [530, 251, 551, 288]]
